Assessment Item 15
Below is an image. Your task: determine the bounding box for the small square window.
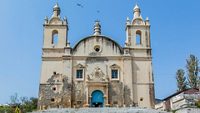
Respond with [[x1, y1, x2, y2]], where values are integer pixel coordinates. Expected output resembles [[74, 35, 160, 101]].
[[76, 69, 83, 79], [111, 69, 118, 79]]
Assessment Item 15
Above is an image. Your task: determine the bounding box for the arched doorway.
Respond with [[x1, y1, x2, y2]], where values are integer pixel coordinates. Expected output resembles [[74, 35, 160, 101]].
[[91, 90, 104, 107]]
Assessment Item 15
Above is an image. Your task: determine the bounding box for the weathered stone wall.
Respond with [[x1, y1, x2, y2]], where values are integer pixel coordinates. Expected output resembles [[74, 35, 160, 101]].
[[72, 82, 86, 108], [108, 81, 134, 107], [38, 74, 72, 109], [109, 82, 124, 107]]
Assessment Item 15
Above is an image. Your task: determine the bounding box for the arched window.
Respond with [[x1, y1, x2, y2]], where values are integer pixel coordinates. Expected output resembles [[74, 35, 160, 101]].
[[52, 30, 58, 45], [136, 30, 141, 45]]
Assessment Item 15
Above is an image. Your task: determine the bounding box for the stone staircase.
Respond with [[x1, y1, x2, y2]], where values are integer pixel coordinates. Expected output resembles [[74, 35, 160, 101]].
[[31, 107, 170, 113]]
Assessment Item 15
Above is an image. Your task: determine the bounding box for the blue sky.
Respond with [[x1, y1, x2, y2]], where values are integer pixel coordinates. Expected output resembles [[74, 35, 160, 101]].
[[0, 0, 200, 104]]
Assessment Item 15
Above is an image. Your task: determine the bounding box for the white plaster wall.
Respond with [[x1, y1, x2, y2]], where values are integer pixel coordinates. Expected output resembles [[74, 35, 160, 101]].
[[130, 49, 149, 57], [40, 60, 64, 83], [63, 59, 72, 82], [42, 49, 64, 57], [123, 58, 134, 101], [137, 85, 151, 108], [133, 60, 153, 108], [133, 60, 152, 83]]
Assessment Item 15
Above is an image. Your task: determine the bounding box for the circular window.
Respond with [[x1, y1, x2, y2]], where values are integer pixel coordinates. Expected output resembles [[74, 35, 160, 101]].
[[94, 45, 101, 52]]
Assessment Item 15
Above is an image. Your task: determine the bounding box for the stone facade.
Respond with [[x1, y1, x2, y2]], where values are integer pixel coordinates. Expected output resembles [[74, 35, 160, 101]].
[[38, 4, 155, 110]]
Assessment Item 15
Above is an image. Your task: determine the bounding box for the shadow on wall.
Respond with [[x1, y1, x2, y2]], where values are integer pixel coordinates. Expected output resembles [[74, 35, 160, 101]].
[[109, 81, 134, 107]]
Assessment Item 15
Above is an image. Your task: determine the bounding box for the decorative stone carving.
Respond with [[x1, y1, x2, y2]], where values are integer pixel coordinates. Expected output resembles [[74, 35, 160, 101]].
[[110, 64, 120, 69], [75, 83, 82, 91], [87, 67, 108, 81], [75, 63, 85, 68]]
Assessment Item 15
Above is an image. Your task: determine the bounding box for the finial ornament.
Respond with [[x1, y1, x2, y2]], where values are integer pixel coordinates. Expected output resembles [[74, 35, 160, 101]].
[[133, 4, 142, 20], [52, 3, 61, 17], [93, 21, 101, 36], [126, 17, 131, 25], [145, 17, 150, 25], [134, 4, 140, 10], [46, 2, 68, 26], [63, 16, 68, 25], [44, 16, 49, 24], [54, 3, 58, 7], [127, 17, 130, 21]]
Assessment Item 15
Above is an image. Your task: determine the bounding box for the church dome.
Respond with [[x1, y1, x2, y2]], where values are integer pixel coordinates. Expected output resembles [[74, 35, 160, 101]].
[[73, 35, 123, 56]]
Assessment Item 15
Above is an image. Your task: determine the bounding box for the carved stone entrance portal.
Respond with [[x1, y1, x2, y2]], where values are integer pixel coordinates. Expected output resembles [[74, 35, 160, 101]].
[[85, 67, 109, 107], [91, 90, 104, 107]]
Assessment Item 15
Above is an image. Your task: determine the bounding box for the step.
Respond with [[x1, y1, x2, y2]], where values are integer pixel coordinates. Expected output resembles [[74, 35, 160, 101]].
[[31, 107, 170, 113]]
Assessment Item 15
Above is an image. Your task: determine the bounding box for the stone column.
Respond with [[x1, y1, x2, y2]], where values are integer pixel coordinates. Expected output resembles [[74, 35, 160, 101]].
[[105, 84, 109, 107], [85, 86, 89, 107]]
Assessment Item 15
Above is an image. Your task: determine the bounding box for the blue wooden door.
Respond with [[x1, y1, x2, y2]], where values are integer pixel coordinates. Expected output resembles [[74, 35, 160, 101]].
[[91, 90, 104, 107]]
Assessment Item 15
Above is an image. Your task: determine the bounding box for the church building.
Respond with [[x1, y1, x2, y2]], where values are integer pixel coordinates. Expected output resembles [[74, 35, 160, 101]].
[[38, 3, 155, 110]]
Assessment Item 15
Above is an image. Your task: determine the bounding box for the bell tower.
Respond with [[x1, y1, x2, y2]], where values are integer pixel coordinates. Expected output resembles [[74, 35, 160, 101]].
[[125, 4, 155, 108], [38, 3, 72, 110], [125, 4, 150, 49], [43, 3, 68, 48]]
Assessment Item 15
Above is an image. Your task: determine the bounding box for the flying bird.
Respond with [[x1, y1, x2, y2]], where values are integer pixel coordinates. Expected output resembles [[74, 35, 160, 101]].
[[76, 3, 84, 8], [75, 2, 100, 14]]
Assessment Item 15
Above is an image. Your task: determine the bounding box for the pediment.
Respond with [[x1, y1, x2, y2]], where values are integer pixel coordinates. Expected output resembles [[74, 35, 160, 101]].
[[49, 17, 63, 25], [132, 18, 145, 25], [110, 64, 120, 69], [75, 63, 85, 68]]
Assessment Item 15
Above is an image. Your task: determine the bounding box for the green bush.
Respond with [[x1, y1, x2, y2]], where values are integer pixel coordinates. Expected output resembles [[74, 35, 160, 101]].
[[0, 106, 15, 113], [195, 100, 200, 108]]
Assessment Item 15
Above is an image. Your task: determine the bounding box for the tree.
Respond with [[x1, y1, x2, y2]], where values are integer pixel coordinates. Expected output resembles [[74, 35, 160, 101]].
[[176, 69, 187, 91], [186, 54, 199, 88], [8, 93, 38, 112], [30, 97, 38, 110], [20, 97, 38, 112], [10, 93, 19, 105]]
